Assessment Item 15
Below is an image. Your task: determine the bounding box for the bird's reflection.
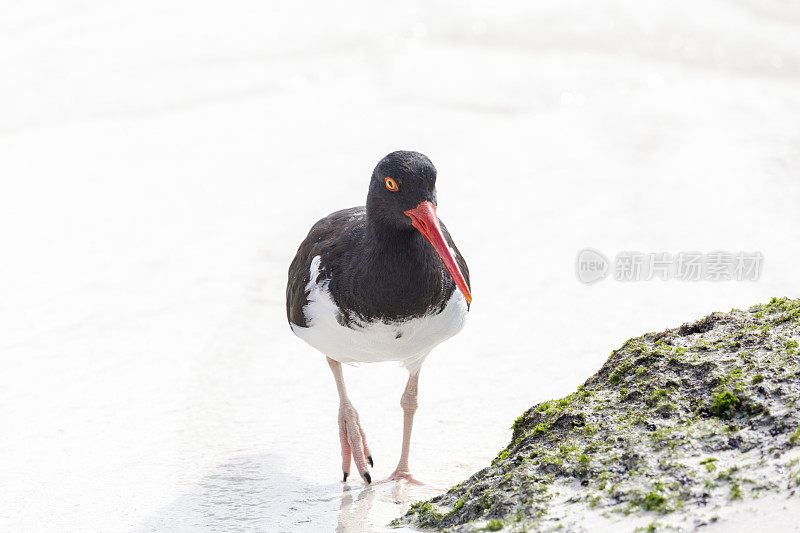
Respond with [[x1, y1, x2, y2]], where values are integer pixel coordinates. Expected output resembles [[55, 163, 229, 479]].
[[335, 479, 442, 532], [390, 478, 413, 503], [337, 485, 376, 533]]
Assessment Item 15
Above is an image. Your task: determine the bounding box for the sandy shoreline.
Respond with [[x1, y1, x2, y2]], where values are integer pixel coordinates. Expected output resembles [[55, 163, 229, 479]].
[[2, 1, 799, 531]]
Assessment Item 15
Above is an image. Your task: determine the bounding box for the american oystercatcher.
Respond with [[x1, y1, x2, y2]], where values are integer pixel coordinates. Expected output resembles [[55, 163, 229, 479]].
[[286, 151, 471, 485]]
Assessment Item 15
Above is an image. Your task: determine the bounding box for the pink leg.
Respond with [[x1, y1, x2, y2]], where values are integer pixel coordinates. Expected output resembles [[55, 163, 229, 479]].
[[388, 372, 423, 484], [327, 357, 373, 484]]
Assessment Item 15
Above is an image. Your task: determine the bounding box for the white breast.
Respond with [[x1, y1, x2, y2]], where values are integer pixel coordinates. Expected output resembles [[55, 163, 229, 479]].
[[290, 256, 468, 372]]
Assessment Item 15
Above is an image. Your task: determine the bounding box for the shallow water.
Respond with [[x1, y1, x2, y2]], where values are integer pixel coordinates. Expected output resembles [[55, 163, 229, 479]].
[[1, 1, 799, 531]]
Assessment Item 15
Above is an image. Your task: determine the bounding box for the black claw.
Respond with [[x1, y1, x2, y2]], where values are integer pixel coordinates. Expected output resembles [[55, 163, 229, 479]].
[[364, 472, 372, 484], [343, 472, 348, 482], [367, 455, 374, 467]]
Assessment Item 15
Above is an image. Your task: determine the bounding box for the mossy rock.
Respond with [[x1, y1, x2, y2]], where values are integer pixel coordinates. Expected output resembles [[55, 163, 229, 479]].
[[398, 298, 800, 531]]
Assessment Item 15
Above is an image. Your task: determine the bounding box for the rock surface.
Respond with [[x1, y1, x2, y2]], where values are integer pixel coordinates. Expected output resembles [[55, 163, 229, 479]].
[[398, 298, 800, 531]]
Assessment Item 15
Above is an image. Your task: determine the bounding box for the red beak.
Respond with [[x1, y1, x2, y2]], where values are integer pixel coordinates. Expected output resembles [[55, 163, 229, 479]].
[[404, 201, 472, 304]]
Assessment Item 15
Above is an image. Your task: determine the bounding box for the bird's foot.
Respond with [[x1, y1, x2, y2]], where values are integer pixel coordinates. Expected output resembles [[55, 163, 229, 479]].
[[385, 468, 424, 485], [375, 468, 427, 501], [338, 402, 373, 484]]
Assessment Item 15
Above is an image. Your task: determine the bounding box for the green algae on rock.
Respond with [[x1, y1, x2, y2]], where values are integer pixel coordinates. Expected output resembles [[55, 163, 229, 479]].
[[397, 298, 800, 532]]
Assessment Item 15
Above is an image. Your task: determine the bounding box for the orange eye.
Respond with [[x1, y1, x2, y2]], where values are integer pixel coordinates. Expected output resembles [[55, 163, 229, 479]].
[[385, 177, 399, 191]]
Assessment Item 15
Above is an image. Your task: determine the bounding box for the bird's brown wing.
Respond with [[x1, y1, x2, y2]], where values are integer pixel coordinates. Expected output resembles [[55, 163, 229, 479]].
[[286, 207, 366, 328]]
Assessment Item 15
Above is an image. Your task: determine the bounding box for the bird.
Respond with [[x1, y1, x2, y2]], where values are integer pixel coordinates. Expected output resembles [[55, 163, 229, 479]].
[[286, 150, 471, 485]]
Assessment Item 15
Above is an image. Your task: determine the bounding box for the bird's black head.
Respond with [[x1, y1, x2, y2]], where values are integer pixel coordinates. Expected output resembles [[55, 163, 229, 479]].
[[366, 151, 437, 229], [365, 150, 472, 304]]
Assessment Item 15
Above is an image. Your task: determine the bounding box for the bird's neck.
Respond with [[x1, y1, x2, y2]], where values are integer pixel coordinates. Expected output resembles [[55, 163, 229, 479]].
[[363, 219, 433, 264]]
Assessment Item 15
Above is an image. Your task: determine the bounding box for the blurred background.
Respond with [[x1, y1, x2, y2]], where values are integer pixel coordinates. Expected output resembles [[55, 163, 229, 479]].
[[1, 1, 798, 531]]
